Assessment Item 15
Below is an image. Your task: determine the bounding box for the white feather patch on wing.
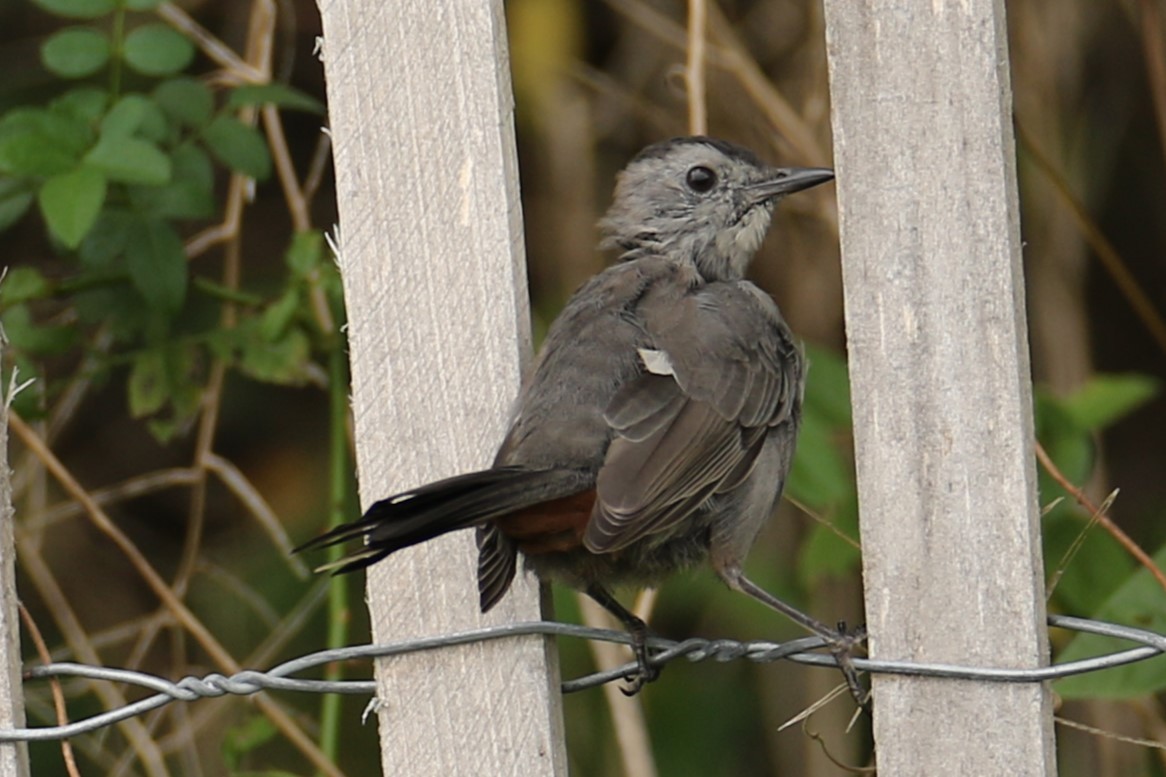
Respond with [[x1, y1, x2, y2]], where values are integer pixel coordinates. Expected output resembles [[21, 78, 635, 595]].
[[638, 347, 675, 376]]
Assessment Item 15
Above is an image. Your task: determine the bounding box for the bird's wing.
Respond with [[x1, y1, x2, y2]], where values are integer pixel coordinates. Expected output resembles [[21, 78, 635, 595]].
[[584, 281, 803, 553]]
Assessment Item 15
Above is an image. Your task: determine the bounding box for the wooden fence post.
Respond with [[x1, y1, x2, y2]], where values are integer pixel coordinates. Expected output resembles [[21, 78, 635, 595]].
[[822, 2, 1058, 774], [316, 1, 567, 774], [0, 407, 28, 777]]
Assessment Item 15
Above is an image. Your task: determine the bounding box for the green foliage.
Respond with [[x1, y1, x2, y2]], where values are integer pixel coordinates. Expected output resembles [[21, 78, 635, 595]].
[[1, 304, 76, 356], [1061, 373, 1160, 430], [1033, 375, 1166, 699], [100, 94, 159, 138], [784, 349, 1162, 699], [85, 135, 172, 184], [3, 0, 341, 445], [788, 343, 861, 585], [124, 216, 186, 311], [234, 232, 334, 385], [202, 115, 272, 180], [221, 714, 279, 773], [0, 267, 51, 305], [0, 106, 93, 175], [228, 83, 326, 115], [1055, 541, 1166, 699], [1037, 376, 1160, 612], [41, 27, 111, 78], [1043, 513, 1134, 617], [744, 340, 1161, 625], [38, 166, 106, 247], [123, 23, 195, 77], [153, 78, 214, 128], [32, 0, 115, 19], [132, 144, 215, 219], [0, 179, 34, 230]]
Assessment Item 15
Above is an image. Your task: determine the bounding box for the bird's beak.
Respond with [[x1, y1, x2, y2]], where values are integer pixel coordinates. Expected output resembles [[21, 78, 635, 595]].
[[745, 167, 834, 204]]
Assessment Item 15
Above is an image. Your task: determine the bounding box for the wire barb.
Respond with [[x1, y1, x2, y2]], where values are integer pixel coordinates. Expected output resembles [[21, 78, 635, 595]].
[[4, 614, 1162, 742]]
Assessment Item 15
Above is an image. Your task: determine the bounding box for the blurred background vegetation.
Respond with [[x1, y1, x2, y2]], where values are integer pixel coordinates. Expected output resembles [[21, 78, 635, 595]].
[[0, 0, 1164, 775]]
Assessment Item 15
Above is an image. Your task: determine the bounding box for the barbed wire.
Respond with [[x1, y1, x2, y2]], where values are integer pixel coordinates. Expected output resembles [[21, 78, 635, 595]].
[[3, 613, 1162, 743]]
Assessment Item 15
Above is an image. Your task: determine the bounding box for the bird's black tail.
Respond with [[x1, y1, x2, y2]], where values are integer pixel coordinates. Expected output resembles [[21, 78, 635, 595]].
[[295, 467, 588, 575]]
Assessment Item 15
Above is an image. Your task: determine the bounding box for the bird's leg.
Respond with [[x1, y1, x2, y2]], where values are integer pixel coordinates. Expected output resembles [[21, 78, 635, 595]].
[[585, 584, 659, 695], [724, 570, 868, 708]]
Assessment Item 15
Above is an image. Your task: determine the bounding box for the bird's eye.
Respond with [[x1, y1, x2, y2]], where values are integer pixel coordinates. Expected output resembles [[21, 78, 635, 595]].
[[685, 166, 717, 193]]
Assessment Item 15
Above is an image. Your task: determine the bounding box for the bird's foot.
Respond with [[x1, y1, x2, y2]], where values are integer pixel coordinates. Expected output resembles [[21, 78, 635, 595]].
[[826, 621, 869, 711], [619, 635, 661, 696], [583, 584, 663, 696], [724, 572, 869, 709]]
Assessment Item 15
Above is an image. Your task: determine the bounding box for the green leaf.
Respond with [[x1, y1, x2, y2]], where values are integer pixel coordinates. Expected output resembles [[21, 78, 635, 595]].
[[315, 258, 344, 317], [75, 285, 150, 339], [128, 144, 214, 219], [125, 0, 163, 9], [128, 349, 168, 417], [201, 115, 271, 179], [784, 346, 862, 584], [41, 27, 111, 78], [1034, 392, 1094, 495], [222, 715, 279, 770], [1043, 511, 1134, 615], [31, 0, 115, 20], [0, 267, 51, 306], [143, 418, 175, 442], [79, 209, 132, 268], [84, 136, 171, 185], [787, 409, 854, 512], [100, 94, 151, 137], [171, 143, 213, 199], [799, 495, 861, 583], [1, 305, 76, 356], [240, 325, 312, 385], [204, 327, 236, 362], [286, 230, 324, 277], [0, 135, 75, 177], [122, 23, 195, 76], [0, 179, 34, 233], [1062, 374, 1160, 431], [136, 100, 172, 144], [226, 83, 325, 114], [125, 217, 187, 313], [260, 290, 300, 340], [788, 408, 861, 584], [801, 343, 852, 426], [153, 78, 213, 129], [1056, 539, 1166, 699], [127, 342, 201, 440], [0, 108, 91, 147], [90, 93, 170, 143], [0, 109, 90, 176], [38, 166, 107, 248], [51, 87, 109, 124]]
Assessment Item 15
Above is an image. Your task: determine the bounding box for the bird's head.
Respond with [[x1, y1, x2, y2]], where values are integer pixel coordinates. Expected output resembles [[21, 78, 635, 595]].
[[599, 137, 833, 281]]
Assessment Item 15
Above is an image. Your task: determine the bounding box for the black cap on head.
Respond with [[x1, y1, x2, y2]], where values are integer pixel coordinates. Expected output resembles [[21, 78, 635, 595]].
[[630, 136, 766, 170]]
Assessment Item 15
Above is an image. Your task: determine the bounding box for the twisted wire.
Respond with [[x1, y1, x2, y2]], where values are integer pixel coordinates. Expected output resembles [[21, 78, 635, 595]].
[[3, 613, 1158, 742]]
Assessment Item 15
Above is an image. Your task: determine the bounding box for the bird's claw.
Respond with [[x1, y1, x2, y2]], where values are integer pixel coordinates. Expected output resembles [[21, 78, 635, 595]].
[[828, 620, 870, 711], [619, 638, 661, 696]]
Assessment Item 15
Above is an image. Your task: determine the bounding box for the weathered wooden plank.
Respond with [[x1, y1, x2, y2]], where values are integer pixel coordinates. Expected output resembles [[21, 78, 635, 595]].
[[0, 408, 28, 776], [317, 0, 567, 773], [822, 2, 1057, 774]]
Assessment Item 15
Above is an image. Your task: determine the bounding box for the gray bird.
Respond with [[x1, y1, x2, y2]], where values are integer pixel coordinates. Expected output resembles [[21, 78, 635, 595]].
[[299, 136, 862, 696]]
